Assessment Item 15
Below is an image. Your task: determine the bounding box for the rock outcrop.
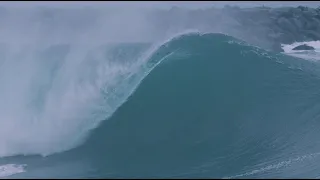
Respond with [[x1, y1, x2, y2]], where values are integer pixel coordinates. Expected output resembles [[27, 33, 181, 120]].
[[292, 44, 315, 50]]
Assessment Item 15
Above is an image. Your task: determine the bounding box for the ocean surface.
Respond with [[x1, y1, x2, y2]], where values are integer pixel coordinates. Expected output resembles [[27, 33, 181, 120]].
[[1, 2, 320, 179]]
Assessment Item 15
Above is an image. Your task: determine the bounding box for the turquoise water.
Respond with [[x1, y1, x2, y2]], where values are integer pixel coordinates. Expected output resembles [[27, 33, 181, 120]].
[[2, 33, 320, 178]]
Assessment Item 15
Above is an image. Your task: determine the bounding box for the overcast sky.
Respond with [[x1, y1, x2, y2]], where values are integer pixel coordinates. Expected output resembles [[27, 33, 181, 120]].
[[0, 1, 319, 9]]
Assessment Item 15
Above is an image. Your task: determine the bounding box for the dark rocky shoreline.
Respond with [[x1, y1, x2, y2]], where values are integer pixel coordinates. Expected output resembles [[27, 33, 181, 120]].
[[226, 6, 320, 52], [153, 5, 320, 52], [0, 5, 318, 53]]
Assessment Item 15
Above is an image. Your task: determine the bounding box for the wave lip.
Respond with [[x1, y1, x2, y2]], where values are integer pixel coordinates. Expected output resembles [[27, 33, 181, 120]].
[[0, 30, 203, 158]]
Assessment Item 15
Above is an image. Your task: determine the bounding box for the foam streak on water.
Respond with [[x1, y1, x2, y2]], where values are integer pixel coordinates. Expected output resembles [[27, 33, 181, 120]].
[[0, 164, 26, 178], [224, 152, 320, 179]]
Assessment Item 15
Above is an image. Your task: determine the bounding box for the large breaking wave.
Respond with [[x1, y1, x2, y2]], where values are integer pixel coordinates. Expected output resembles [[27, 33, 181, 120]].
[[2, 28, 320, 178]]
